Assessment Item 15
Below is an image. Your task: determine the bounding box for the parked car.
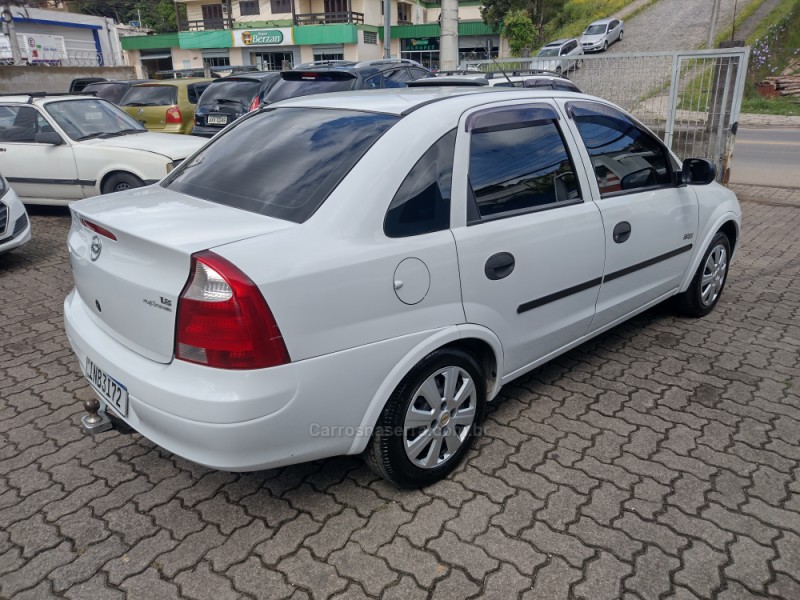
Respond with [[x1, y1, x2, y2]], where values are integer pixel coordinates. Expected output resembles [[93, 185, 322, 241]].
[[0, 93, 206, 204], [68, 77, 106, 93], [0, 172, 30, 254], [410, 70, 582, 92], [261, 58, 431, 105], [120, 79, 213, 135], [530, 38, 584, 74], [64, 87, 740, 487], [83, 79, 153, 105], [580, 18, 624, 52], [193, 71, 282, 137]]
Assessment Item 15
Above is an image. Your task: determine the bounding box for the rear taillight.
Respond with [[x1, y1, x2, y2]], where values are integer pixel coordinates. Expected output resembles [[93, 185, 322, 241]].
[[166, 105, 183, 124], [249, 95, 260, 112], [80, 218, 117, 240], [175, 251, 290, 370]]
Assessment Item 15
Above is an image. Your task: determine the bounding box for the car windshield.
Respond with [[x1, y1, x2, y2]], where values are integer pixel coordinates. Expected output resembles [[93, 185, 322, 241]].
[[44, 99, 146, 141], [265, 72, 357, 103], [165, 107, 398, 223], [84, 82, 131, 104], [537, 48, 560, 57], [120, 85, 177, 107], [199, 79, 259, 107], [585, 25, 607, 35]]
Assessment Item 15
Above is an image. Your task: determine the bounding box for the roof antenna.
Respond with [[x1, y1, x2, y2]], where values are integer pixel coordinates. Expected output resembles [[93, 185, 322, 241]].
[[480, 42, 512, 85]]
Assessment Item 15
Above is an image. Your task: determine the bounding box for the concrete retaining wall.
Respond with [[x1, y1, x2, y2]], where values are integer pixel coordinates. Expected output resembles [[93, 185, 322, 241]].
[[0, 66, 136, 94]]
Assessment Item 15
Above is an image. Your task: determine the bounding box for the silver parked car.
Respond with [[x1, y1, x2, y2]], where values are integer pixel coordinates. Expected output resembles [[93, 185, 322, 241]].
[[580, 18, 624, 53], [529, 38, 583, 74]]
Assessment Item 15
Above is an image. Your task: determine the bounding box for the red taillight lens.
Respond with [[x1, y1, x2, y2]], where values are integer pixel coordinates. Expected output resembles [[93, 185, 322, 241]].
[[175, 251, 290, 369], [80, 218, 117, 240], [249, 95, 260, 112], [166, 105, 183, 124]]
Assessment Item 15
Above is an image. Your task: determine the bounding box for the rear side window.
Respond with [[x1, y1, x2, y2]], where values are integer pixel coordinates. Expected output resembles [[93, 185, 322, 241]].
[[266, 72, 357, 102], [385, 130, 455, 238], [199, 80, 260, 108], [187, 83, 211, 104], [467, 106, 581, 223], [568, 101, 672, 196], [165, 108, 398, 223], [121, 86, 177, 106]]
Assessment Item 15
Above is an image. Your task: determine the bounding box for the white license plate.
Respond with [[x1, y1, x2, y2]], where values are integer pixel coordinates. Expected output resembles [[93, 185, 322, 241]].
[[84, 356, 128, 417], [207, 115, 228, 125]]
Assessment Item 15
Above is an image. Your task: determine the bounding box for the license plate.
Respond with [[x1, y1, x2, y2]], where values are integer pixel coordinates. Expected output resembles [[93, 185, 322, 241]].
[[207, 115, 228, 125], [84, 356, 128, 417]]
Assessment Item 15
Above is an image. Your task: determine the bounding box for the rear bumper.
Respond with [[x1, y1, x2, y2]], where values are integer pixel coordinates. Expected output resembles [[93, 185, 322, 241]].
[[64, 287, 431, 471], [191, 125, 221, 138]]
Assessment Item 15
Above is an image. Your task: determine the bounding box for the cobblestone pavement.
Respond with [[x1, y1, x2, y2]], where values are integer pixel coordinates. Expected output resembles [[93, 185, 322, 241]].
[[1, 190, 800, 600]]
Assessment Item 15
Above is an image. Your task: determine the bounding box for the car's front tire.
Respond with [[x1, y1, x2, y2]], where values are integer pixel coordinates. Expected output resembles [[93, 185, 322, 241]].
[[677, 231, 731, 317], [102, 172, 144, 194], [603, 40, 609, 51], [364, 348, 486, 488]]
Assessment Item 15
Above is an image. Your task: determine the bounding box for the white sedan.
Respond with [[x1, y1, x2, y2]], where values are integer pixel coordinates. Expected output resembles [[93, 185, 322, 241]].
[[0, 173, 30, 254], [64, 88, 741, 487], [0, 95, 206, 205]]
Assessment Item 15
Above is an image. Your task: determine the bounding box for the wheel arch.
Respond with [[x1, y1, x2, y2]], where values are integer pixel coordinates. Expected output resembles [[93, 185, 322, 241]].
[[346, 324, 504, 455], [679, 212, 740, 292]]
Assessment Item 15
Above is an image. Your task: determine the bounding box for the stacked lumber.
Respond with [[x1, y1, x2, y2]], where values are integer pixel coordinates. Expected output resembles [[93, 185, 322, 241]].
[[758, 75, 800, 97]]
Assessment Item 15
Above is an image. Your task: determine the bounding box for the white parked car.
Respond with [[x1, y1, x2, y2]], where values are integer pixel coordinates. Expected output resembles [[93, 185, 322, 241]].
[[0, 173, 30, 254], [0, 94, 206, 205], [580, 18, 624, 52], [64, 88, 741, 487], [530, 38, 584, 74]]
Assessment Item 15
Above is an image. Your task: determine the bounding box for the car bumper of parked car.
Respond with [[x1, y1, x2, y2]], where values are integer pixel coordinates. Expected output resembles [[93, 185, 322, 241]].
[[64, 287, 434, 471], [0, 207, 31, 254], [191, 125, 221, 138], [582, 43, 603, 52]]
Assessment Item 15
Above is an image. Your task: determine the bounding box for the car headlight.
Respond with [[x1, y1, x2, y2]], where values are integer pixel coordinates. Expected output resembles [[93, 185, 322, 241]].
[[166, 159, 184, 174]]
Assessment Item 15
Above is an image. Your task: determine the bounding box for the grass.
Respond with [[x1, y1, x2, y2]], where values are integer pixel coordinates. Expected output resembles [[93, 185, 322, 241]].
[[740, 95, 800, 116], [540, 0, 643, 46]]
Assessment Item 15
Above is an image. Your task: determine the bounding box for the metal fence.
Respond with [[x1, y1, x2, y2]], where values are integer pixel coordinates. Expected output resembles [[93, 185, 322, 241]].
[[463, 48, 751, 182]]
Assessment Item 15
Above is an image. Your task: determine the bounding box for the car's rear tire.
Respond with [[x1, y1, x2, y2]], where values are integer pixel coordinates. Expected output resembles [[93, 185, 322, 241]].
[[102, 172, 144, 195], [364, 348, 486, 488], [676, 231, 731, 317]]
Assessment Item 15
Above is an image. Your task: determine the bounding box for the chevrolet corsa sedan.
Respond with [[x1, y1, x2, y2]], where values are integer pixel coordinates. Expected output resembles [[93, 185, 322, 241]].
[[64, 88, 741, 487]]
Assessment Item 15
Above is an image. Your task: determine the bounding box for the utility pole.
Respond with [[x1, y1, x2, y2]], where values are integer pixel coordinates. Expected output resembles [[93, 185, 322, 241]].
[[707, 0, 721, 48], [1, 2, 23, 65], [383, 0, 390, 58], [439, 0, 458, 70]]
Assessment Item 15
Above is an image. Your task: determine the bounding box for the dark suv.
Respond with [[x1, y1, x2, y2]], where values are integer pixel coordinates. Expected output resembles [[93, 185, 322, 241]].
[[261, 59, 431, 106], [83, 80, 153, 104], [192, 71, 282, 137]]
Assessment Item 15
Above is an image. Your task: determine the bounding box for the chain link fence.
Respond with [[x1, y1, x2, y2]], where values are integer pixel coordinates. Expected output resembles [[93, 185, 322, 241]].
[[0, 49, 107, 67]]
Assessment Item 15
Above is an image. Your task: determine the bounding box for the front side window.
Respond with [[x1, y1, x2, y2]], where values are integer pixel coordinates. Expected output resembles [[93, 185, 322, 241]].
[[385, 130, 455, 238], [165, 108, 398, 223], [45, 99, 145, 141], [467, 106, 581, 223], [569, 101, 672, 196]]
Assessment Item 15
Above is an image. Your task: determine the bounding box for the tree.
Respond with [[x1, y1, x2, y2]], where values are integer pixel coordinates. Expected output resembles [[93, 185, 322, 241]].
[[504, 9, 534, 57], [70, 0, 181, 33], [482, 0, 566, 46]]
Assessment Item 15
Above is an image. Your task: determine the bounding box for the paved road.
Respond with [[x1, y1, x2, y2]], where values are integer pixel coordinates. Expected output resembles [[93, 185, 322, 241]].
[[1, 191, 800, 599], [730, 127, 800, 188]]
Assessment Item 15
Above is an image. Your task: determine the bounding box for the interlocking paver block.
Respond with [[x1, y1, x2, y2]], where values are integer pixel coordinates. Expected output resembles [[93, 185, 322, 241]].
[[431, 568, 480, 599], [724, 536, 776, 593], [206, 518, 273, 572], [674, 540, 726, 598], [175, 561, 241, 600], [329, 541, 397, 596], [522, 522, 594, 568], [103, 529, 179, 585], [255, 513, 321, 565], [574, 551, 632, 600], [49, 535, 127, 592], [226, 556, 294, 599], [625, 545, 680, 599], [377, 536, 447, 588], [350, 503, 412, 554], [0, 541, 75, 598], [474, 525, 546, 576], [521, 557, 581, 599], [118, 567, 182, 600], [278, 548, 347, 600]]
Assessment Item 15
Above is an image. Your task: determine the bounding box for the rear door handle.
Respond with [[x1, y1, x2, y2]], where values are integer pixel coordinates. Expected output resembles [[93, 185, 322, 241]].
[[613, 221, 632, 243], [485, 252, 515, 280]]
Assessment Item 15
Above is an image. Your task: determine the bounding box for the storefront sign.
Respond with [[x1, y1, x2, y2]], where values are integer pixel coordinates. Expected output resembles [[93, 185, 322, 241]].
[[402, 37, 439, 51], [232, 28, 294, 47]]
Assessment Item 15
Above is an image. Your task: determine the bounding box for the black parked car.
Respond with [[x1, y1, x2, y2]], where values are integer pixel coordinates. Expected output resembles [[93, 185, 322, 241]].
[[261, 59, 431, 106], [192, 71, 282, 137], [82, 79, 153, 104]]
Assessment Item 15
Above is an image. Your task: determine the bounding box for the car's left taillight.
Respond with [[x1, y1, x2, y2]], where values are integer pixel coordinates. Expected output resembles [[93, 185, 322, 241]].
[[166, 105, 183, 124], [175, 251, 290, 369], [249, 95, 260, 112]]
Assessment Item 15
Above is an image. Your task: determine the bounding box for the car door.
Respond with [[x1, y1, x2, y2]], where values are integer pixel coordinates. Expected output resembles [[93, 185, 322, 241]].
[[451, 102, 606, 378], [609, 20, 621, 42], [563, 99, 699, 332], [0, 105, 81, 201]]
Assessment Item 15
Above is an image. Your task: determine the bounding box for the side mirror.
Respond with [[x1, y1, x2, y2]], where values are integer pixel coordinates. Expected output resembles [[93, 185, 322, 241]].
[[682, 158, 716, 185], [35, 132, 65, 146]]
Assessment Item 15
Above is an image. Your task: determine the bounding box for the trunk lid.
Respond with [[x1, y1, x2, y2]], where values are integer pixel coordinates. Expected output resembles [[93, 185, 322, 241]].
[[67, 185, 295, 363]]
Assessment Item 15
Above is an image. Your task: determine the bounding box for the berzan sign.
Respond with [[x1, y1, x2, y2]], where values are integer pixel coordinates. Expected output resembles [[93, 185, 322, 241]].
[[232, 28, 294, 47]]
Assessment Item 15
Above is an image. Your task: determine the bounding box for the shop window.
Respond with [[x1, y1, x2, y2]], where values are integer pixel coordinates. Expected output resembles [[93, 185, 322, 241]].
[[363, 31, 378, 45], [397, 2, 411, 24], [272, 0, 290, 13]]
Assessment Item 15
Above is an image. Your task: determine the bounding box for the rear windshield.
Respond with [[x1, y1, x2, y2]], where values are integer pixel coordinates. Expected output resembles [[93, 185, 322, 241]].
[[199, 79, 260, 108], [164, 107, 398, 222], [265, 72, 357, 103], [120, 85, 177, 106], [84, 82, 131, 104]]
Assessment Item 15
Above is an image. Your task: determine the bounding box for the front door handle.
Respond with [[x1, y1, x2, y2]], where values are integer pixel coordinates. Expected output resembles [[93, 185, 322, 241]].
[[485, 252, 515, 280], [613, 221, 632, 244]]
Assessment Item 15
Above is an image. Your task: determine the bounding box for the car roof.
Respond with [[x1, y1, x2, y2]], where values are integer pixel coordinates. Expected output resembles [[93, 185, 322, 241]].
[[292, 58, 425, 75], [588, 18, 614, 25], [132, 78, 213, 88], [269, 87, 584, 116], [0, 94, 103, 105], [545, 39, 570, 46]]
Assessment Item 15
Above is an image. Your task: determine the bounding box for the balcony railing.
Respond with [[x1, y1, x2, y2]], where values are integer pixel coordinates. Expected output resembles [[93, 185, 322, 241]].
[[294, 11, 364, 25], [178, 17, 234, 32]]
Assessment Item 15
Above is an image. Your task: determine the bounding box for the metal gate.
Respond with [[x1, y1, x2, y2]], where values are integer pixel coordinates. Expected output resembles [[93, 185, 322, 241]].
[[463, 48, 751, 182]]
